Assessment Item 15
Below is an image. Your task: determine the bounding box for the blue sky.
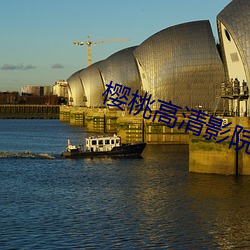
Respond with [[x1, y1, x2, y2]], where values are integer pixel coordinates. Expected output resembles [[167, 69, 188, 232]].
[[0, 0, 232, 92]]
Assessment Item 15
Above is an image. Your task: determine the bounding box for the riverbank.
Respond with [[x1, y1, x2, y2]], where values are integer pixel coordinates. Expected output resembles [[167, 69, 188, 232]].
[[0, 104, 59, 119]]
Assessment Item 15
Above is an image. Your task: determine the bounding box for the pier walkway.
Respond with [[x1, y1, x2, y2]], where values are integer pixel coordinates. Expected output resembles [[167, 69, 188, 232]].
[[0, 105, 60, 119]]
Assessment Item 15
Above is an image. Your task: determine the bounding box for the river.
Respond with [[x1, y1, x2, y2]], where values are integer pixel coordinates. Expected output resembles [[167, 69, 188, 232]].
[[0, 119, 249, 249]]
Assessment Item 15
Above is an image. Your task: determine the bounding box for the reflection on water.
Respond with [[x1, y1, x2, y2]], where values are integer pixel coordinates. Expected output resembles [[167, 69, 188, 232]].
[[186, 173, 250, 248], [0, 120, 250, 249]]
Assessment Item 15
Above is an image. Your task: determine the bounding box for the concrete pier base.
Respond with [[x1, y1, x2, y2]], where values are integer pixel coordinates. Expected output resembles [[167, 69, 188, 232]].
[[189, 117, 250, 175], [60, 107, 250, 175], [116, 112, 143, 143], [144, 120, 189, 144], [59, 106, 71, 122], [70, 109, 84, 126], [59, 106, 189, 144]]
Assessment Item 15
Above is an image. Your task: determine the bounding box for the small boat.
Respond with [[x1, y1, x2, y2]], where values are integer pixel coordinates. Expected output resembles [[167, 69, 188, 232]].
[[61, 134, 146, 158]]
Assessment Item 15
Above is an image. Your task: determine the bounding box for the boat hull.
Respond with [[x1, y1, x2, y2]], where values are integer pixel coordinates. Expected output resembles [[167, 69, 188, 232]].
[[62, 142, 146, 159]]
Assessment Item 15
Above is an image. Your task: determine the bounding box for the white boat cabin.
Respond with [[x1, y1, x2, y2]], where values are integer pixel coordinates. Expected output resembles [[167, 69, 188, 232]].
[[85, 134, 121, 152]]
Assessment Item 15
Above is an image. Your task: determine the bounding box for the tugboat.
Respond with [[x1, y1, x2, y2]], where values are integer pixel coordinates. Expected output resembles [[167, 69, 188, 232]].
[[61, 134, 146, 158]]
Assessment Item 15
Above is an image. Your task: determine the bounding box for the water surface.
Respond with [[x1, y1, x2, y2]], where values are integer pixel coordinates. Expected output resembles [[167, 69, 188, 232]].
[[0, 119, 249, 249]]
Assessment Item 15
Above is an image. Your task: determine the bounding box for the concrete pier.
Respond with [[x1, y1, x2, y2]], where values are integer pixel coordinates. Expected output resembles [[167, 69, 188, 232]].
[[0, 105, 59, 119], [59, 105, 71, 122], [60, 106, 250, 175], [59, 106, 189, 144], [189, 117, 250, 175], [116, 113, 144, 143], [144, 119, 189, 144]]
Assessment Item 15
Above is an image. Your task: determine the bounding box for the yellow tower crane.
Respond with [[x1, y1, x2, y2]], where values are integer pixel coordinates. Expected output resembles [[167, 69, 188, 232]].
[[73, 35, 129, 66]]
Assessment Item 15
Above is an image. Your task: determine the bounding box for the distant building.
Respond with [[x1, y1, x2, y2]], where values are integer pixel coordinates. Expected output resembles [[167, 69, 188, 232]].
[[43, 86, 53, 96], [20, 85, 58, 105], [0, 92, 19, 104], [22, 95, 59, 105], [52, 80, 68, 98], [21, 86, 53, 96], [21, 86, 40, 96]]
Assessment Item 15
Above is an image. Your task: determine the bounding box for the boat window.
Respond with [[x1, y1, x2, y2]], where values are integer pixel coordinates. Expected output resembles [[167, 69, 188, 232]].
[[105, 140, 110, 144], [116, 139, 120, 144], [98, 140, 103, 145], [111, 139, 114, 144], [92, 140, 97, 145]]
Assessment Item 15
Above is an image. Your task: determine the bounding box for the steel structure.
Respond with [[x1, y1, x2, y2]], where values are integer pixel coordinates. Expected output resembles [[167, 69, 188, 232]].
[[133, 20, 225, 110], [67, 69, 86, 106], [73, 35, 129, 66], [68, 21, 226, 110], [79, 61, 105, 108], [217, 0, 250, 116], [98, 46, 141, 106]]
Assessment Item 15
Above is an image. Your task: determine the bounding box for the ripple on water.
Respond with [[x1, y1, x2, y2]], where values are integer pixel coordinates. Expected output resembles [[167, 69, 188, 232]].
[[0, 121, 250, 249]]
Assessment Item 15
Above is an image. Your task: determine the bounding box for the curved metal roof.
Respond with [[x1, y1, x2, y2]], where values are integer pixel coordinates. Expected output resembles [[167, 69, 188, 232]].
[[67, 69, 86, 106], [79, 61, 104, 107], [217, 0, 250, 84], [133, 20, 225, 110], [99, 46, 142, 104]]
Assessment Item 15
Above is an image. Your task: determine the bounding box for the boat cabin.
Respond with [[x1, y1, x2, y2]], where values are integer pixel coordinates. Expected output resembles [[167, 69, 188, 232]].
[[85, 134, 121, 152]]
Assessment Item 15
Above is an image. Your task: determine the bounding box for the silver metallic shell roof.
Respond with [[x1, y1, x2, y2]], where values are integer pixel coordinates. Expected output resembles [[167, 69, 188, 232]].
[[217, 0, 250, 84], [133, 20, 225, 110], [79, 61, 104, 107], [67, 69, 86, 106], [99, 46, 141, 103]]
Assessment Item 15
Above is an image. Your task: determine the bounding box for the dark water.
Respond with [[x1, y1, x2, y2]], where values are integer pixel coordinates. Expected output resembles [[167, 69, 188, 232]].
[[0, 120, 250, 249]]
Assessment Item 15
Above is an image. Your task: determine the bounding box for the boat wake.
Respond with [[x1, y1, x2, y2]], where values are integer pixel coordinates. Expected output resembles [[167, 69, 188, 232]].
[[0, 151, 55, 159]]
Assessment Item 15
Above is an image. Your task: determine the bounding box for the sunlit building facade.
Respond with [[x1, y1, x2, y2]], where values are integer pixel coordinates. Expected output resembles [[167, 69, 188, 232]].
[[53, 80, 68, 98], [21, 86, 53, 96]]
